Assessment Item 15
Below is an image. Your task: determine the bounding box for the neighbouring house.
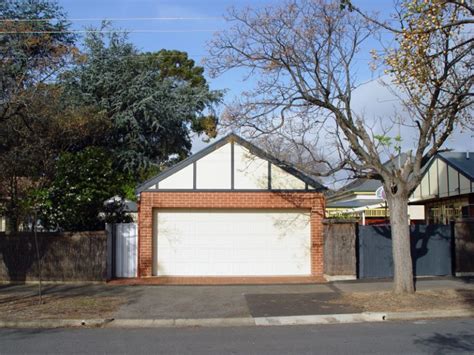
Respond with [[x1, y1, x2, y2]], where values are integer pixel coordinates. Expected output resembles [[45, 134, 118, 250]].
[[326, 163, 425, 225], [409, 152, 474, 224], [134, 133, 327, 283], [326, 178, 391, 224]]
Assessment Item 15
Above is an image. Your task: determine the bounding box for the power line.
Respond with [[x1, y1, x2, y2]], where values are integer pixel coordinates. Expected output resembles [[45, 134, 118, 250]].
[[0, 17, 223, 22], [0, 29, 218, 34]]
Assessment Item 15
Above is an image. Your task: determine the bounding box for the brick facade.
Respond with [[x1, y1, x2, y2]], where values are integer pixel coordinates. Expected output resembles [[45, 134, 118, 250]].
[[138, 191, 325, 282]]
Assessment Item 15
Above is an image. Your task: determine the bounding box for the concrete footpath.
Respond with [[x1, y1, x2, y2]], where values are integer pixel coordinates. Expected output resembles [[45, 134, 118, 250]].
[[0, 277, 473, 328]]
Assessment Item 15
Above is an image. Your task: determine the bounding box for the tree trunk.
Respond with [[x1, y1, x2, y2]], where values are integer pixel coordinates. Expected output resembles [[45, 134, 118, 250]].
[[386, 190, 415, 294]]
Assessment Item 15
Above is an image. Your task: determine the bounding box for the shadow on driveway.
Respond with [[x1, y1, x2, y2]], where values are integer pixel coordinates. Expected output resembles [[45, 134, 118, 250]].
[[245, 292, 362, 317]]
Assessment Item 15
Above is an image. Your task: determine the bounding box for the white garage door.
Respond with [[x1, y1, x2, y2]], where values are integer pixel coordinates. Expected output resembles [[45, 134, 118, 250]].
[[153, 209, 311, 276]]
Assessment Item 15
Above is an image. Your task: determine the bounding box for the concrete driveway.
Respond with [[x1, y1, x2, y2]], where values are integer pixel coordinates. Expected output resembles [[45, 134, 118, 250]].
[[1, 277, 472, 320], [114, 284, 338, 319]]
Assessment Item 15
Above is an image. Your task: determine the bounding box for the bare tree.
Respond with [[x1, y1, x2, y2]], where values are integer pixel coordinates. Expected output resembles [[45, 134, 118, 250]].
[[207, 0, 473, 293]]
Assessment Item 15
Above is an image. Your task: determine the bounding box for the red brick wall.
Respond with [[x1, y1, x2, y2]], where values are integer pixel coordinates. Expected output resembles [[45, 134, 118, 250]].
[[138, 191, 325, 279]]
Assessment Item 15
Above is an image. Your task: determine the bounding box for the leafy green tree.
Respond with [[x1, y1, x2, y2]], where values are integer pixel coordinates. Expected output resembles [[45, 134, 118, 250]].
[[0, 2, 223, 231], [62, 31, 223, 175], [38, 147, 135, 231], [0, 84, 109, 231], [0, 0, 76, 125], [0, 0, 76, 231]]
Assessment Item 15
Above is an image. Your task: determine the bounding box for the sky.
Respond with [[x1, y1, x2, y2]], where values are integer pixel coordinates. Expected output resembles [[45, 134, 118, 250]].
[[57, 0, 473, 157]]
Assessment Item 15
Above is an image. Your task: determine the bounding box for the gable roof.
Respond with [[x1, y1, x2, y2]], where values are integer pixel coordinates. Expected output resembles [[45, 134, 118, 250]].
[[330, 151, 474, 201], [136, 133, 327, 193], [437, 152, 474, 180]]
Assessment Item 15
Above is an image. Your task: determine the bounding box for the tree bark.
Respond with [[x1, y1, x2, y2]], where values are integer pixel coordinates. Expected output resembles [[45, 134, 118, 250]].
[[386, 190, 415, 294]]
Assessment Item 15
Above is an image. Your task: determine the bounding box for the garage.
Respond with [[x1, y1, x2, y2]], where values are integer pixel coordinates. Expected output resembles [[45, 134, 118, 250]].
[[136, 133, 326, 282], [154, 209, 311, 276]]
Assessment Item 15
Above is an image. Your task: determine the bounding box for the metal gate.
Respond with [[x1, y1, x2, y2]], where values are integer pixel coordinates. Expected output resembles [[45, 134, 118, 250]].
[[358, 224, 452, 278], [107, 223, 138, 278]]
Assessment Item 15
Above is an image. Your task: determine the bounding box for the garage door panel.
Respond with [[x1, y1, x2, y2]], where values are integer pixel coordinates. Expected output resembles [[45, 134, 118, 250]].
[[155, 209, 311, 276]]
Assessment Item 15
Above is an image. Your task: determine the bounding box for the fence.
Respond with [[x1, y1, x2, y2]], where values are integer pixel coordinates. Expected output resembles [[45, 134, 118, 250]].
[[323, 220, 357, 279], [454, 219, 474, 275], [0, 231, 108, 282], [358, 224, 452, 279]]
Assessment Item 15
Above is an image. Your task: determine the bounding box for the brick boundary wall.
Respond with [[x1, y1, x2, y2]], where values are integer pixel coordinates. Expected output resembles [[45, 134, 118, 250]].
[[138, 191, 325, 281]]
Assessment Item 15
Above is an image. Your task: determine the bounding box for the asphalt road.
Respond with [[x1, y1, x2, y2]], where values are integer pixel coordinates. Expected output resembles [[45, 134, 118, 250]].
[[0, 318, 473, 354]]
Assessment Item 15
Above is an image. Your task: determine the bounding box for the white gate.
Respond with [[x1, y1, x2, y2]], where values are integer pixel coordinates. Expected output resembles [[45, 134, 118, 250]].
[[108, 223, 138, 278]]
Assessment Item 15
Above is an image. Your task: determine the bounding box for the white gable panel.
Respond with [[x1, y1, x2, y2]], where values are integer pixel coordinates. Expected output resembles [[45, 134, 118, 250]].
[[411, 185, 421, 200], [420, 174, 429, 198], [460, 174, 471, 195], [196, 143, 231, 189], [271, 164, 306, 189], [438, 159, 448, 198], [448, 165, 459, 196], [428, 160, 438, 196], [159, 163, 193, 189], [234, 143, 268, 189]]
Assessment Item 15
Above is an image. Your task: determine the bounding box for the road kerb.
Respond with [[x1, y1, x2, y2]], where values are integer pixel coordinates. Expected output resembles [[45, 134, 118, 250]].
[[385, 309, 474, 321], [254, 312, 387, 326], [0, 319, 112, 329], [106, 317, 255, 328], [0, 309, 473, 329]]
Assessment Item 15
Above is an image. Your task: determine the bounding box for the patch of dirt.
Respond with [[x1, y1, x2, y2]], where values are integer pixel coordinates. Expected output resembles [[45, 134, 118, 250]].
[[328, 289, 474, 313], [0, 293, 125, 321]]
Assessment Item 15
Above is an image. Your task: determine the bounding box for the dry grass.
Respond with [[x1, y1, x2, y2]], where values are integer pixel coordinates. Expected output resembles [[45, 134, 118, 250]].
[[329, 289, 474, 313], [0, 293, 125, 321]]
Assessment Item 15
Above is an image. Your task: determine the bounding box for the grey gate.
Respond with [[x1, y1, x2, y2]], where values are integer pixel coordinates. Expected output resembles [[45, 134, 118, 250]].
[[358, 224, 452, 278]]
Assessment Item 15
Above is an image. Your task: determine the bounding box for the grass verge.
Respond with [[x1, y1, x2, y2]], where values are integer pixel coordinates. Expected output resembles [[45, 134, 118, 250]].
[[329, 289, 474, 313]]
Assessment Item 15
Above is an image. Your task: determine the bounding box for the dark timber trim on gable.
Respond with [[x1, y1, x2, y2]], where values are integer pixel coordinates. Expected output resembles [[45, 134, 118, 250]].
[[135, 133, 327, 194], [267, 161, 272, 190], [230, 140, 235, 190]]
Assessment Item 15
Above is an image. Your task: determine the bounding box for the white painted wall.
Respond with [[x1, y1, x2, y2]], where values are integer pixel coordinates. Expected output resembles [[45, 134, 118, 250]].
[[448, 165, 459, 196], [234, 144, 268, 189], [460, 174, 471, 195], [420, 173, 430, 198], [408, 205, 425, 220], [271, 164, 306, 190], [429, 161, 438, 196], [196, 143, 232, 189], [413, 185, 421, 200], [159, 164, 193, 189], [438, 159, 448, 198], [154, 209, 311, 276]]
